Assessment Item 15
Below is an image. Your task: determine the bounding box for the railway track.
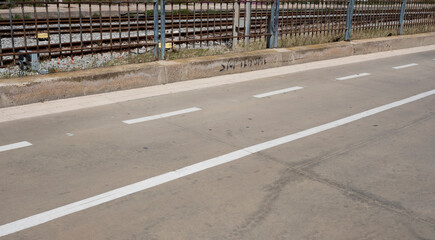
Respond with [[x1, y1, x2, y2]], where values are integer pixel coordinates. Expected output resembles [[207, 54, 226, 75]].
[[3, 10, 425, 38], [0, 7, 433, 67], [4, 8, 430, 27], [5, 8, 428, 27]]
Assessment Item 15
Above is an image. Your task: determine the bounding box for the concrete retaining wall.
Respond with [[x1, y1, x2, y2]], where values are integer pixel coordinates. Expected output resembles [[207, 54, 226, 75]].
[[1, 32, 434, 108]]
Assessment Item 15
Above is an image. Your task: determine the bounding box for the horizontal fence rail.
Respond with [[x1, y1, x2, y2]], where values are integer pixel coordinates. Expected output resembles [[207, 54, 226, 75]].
[[0, 0, 434, 70]]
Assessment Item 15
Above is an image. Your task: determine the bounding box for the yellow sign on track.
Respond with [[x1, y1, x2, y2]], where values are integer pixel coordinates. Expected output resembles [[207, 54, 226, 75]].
[[37, 33, 49, 40], [158, 42, 173, 49]]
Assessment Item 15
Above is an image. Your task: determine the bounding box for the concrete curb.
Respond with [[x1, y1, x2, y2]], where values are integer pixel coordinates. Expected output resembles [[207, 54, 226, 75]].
[[1, 32, 434, 108]]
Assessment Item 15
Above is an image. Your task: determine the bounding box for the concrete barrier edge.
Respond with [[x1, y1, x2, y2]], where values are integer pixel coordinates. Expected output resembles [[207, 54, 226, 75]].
[[1, 32, 434, 108]]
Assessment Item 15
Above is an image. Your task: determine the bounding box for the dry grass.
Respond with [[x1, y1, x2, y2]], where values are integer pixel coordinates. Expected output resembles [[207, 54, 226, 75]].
[[165, 46, 229, 60], [163, 25, 434, 61], [102, 25, 434, 67], [403, 25, 435, 35]]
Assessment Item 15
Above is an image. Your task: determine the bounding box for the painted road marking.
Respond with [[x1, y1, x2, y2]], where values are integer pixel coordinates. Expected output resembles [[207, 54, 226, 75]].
[[1, 89, 434, 237], [0, 141, 32, 153], [393, 63, 418, 69], [253, 86, 303, 98], [122, 107, 201, 124], [336, 73, 370, 81]]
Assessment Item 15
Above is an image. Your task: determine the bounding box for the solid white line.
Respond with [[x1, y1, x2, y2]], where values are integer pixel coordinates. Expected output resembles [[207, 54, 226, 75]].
[[122, 107, 201, 124], [0, 141, 32, 153], [393, 63, 418, 69], [253, 86, 303, 98], [336, 73, 371, 81], [1, 89, 434, 237]]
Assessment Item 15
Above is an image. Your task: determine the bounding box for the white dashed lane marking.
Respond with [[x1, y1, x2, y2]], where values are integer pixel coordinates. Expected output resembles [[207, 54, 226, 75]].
[[393, 63, 418, 69], [253, 86, 303, 98], [336, 73, 371, 81], [0, 141, 32, 153], [122, 107, 202, 124]]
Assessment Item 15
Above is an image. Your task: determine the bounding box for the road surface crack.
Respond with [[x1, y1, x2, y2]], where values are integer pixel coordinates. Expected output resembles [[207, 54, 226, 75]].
[[253, 112, 435, 228], [225, 167, 302, 240]]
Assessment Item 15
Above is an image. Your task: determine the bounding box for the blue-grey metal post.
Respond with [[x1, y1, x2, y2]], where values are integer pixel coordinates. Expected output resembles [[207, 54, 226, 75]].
[[160, 0, 166, 60], [267, 0, 277, 48], [153, 0, 159, 59], [398, 0, 407, 35], [344, 0, 355, 41], [273, 0, 279, 48], [232, 0, 240, 49], [244, 1, 251, 46]]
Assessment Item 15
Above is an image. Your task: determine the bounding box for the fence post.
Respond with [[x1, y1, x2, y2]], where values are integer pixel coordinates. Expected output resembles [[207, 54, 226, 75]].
[[244, 1, 251, 46], [344, 0, 355, 41], [153, 0, 159, 59], [232, 0, 240, 49], [273, 0, 279, 48], [267, 0, 277, 48], [160, 0, 165, 60], [398, 0, 407, 35]]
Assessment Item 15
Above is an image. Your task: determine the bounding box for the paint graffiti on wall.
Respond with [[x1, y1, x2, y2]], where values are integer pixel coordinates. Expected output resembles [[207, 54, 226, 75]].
[[220, 57, 267, 72]]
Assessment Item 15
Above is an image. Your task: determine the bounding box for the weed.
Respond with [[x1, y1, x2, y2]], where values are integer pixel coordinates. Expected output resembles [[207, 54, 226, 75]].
[[11, 13, 31, 20], [403, 25, 435, 35], [165, 47, 227, 60]]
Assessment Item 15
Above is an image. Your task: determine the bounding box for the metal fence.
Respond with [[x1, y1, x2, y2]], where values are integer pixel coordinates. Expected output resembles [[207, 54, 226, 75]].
[[0, 0, 434, 69], [352, 0, 403, 35], [404, 0, 435, 31], [0, 0, 159, 67], [277, 0, 348, 41]]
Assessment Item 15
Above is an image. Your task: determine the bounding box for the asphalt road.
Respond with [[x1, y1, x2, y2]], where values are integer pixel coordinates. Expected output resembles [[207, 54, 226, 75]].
[[0, 49, 434, 239]]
